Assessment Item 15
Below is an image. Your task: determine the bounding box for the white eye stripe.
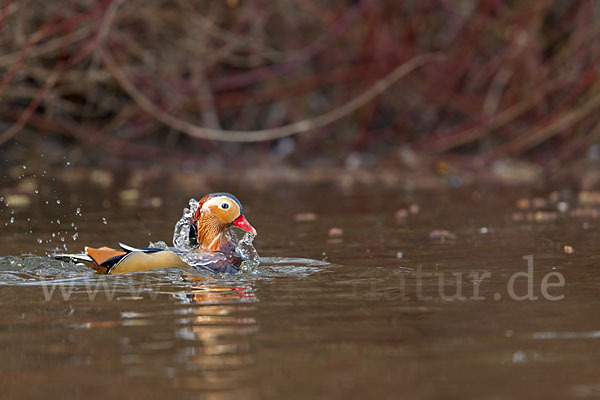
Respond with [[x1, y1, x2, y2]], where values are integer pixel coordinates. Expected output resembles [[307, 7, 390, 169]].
[[201, 196, 236, 211]]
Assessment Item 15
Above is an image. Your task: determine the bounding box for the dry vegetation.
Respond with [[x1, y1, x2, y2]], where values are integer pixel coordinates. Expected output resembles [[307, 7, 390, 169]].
[[1, 0, 599, 168]]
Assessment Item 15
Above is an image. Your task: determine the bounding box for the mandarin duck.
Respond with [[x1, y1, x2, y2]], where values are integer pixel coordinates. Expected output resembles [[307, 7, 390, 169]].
[[56, 193, 257, 274]]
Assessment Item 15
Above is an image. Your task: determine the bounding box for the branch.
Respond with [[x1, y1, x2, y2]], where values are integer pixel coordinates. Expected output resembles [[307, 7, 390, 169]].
[[102, 51, 443, 142], [488, 86, 600, 159]]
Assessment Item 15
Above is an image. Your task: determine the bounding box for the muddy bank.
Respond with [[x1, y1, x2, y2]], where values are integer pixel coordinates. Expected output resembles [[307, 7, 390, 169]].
[[3, 157, 600, 199]]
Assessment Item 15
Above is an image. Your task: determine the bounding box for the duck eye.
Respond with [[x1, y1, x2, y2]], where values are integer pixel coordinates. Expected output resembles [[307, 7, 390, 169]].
[[220, 202, 229, 210]]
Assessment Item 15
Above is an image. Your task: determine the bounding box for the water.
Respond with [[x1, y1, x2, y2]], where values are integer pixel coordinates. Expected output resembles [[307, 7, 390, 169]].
[[0, 183, 599, 399]]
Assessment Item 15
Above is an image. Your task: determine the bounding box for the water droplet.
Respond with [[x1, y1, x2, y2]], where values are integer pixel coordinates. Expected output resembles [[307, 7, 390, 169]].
[[102, 217, 108, 225], [66, 161, 71, 167], [75, 207, 82, 216], [72, 232, 78, 241], [56, 200, 61, 205], [37, 238, 42, 244], [22, 165, 26, 170], [512, 351, 527, 364], [34, 189, 39, 194], [9, 216, 14, 224], [52, 232, 56, 238], [557, 201, 568, 213]]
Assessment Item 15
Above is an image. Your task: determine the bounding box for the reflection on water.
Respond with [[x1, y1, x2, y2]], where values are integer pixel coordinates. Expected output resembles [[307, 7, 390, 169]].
[[0, 253, 328, 398], [174, 277, 258, 392], [113, 277, 259, 393], [0, 255, 261, 396]]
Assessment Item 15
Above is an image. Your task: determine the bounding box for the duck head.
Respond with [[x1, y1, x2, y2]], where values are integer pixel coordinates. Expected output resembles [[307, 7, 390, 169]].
[[192, 193, 256, 252]]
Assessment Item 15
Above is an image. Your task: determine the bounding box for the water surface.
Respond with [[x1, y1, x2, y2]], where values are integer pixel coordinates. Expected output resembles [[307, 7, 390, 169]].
[[1, 183, 599, 399]]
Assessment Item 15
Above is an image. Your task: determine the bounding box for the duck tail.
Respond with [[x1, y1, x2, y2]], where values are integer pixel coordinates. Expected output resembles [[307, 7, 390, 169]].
[[54, 246, 129, 274], [53, 253, 94, 263]]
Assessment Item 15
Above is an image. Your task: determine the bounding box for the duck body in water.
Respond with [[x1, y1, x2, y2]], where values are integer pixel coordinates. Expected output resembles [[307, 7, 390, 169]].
[[56, 193, 257, 274]]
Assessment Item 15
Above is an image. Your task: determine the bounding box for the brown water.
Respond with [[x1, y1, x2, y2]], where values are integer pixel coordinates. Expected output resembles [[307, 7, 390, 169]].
[[1, 182, 600, 399]]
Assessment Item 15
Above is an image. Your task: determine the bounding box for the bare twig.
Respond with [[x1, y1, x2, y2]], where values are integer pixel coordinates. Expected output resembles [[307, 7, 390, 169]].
[[488, 85, 600, 159]]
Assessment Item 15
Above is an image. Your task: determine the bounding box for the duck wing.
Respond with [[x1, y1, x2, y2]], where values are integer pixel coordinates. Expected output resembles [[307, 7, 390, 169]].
[[55, 244, 188, 274]]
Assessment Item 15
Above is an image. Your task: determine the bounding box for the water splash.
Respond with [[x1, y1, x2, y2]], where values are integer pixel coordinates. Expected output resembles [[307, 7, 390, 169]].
[[149, 240, 169, 250], [255, 257, 330, 278], [0, 254, 329, 285], [171, 198, 260, 272], [0, 255, 93, 284], [230, 228, 260, 272], [172, 198, 199, 251]]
